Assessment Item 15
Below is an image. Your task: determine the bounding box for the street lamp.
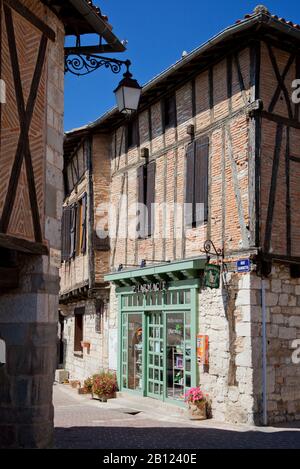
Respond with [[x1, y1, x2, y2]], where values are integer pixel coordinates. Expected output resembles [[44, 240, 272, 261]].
[[64, 53, 141, 113], [114, 60, 142, 114]]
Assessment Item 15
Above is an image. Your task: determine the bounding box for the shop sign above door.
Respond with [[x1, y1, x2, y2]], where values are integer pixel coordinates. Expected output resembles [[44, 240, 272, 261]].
[[203, 264, 220, 289], [132, 281, 168, 294]]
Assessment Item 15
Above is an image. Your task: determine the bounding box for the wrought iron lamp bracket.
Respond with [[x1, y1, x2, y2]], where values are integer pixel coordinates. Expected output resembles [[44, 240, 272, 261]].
[[202, 240, 224, 264], [65, 53, 131, 77]]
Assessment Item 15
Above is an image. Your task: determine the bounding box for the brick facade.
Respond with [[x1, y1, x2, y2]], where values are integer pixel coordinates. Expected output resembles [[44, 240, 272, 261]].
[[61, 8, 300, 425]]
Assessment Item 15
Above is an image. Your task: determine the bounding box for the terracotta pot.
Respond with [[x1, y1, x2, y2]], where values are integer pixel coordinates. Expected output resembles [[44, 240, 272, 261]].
[[187, 401, 207, 420]]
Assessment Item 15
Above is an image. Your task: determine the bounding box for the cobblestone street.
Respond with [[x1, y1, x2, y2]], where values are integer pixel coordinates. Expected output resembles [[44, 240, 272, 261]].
[[54, 384, 300, 449]]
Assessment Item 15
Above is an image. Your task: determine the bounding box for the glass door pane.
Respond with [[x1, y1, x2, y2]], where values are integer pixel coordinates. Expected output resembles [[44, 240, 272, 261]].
[[147, 312, 164, 399], [127, 314, 143, 391], [166, 312, 186, 401]]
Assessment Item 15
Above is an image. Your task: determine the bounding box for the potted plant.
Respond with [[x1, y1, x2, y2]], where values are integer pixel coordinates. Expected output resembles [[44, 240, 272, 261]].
[[92, 371, 117, 402], [185, 387, 208, 420], [83, 376, 93, 394]]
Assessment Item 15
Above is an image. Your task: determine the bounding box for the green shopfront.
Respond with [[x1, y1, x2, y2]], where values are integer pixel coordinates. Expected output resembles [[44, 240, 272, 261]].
[[105, 258, 206, 406]]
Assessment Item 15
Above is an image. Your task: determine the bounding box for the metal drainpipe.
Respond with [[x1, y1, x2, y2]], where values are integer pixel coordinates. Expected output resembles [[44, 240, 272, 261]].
[[261, 277, 268, 426]]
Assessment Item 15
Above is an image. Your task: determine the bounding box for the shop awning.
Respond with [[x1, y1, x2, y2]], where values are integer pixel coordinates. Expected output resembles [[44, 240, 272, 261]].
[[104, 257, 206, 287]]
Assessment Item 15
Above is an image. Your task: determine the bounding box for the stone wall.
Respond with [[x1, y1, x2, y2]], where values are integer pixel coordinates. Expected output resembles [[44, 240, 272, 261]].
[[0, 1, 64, 448], [251, 264, 300, 424], [196, 271, 255, 424], [63, 295, 111, 382]]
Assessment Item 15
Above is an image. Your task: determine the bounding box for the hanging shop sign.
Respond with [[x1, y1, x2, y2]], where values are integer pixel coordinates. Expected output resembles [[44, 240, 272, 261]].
[[197, 334, 209, 365], [237, 259, 251, 273], [203, 264, 220, 289], [132, 280, 168, 294]]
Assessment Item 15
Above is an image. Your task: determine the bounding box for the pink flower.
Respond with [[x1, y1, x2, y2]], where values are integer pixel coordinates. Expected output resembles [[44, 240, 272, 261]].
[[184, 386, 208, 404]]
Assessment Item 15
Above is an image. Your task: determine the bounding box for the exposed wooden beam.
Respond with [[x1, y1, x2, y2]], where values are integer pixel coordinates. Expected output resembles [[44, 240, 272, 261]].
[[0, 233, 48, 255], [264, 123, 283, 253], [261, 110, 300, 129], [4, 0, 55, 41]]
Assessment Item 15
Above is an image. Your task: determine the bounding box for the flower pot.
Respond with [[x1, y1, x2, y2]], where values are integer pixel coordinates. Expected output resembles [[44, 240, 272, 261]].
[[187, 401, 207, 420], [92, 392, 116, 402]]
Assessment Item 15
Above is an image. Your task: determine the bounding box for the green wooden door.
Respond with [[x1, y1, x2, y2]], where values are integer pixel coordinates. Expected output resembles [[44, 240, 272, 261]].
[[146, 312, 164, 399]]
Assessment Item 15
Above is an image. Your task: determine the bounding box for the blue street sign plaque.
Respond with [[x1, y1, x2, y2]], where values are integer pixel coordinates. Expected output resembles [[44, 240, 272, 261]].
[[237, 259, 250, 273]]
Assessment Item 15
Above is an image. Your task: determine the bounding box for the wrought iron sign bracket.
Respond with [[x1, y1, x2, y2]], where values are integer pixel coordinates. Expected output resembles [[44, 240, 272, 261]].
[[65, 53, 131, 77], [202, 240, 224, 265]]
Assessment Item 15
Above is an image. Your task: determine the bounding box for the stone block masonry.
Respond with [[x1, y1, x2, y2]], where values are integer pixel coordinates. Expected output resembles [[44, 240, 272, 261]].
[[0, 1, 65, 448]]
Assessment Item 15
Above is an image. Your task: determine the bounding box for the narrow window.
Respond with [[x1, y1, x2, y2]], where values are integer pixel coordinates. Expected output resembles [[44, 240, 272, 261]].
[[95, 300, 105, 334], [185, 136, 209, 227], [137, 161, 156, 238], [126, 118, 139, 150], [74, 307, 84, 354], [162, 94, 176, 130]]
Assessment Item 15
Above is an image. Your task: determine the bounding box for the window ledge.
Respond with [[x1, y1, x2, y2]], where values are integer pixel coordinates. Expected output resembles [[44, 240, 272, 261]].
[[74, 351, 83, 358]]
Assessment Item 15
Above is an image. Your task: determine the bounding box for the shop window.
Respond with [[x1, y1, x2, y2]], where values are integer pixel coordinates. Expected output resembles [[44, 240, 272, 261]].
[[127, 314, 143, 391], [137, 294, 144, 306], [74, 307, 84, 354], [185, 290, 191, 304]]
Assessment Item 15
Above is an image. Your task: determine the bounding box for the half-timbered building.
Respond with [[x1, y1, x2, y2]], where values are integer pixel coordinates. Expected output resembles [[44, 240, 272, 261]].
[[59, 130, 111, 379], [62, 5, 300, 425], [0, 0, 125, 448]]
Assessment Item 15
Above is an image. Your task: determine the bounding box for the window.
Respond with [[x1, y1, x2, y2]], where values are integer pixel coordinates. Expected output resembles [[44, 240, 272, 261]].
[[185, 136, 209, 227], [291, 264, 300, 278], [76, 195, 87, 256], [126, 118, 139, 150], [64, 141, 89, 196], [137, 161, 156, 238], [74, 307, 84, 354], [95, 300, 104, 334], [162, 95, 176, 130], [61, 194, 87, 262]]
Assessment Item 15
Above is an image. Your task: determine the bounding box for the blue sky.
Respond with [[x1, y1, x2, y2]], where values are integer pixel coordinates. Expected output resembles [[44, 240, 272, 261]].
[[64, 0, 300, 131]]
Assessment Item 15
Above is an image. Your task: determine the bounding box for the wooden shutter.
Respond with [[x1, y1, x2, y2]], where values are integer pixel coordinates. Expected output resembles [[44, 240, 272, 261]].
[[185, 142, 195, 226], [137, 164, 146, 238], [146, 161, 156, 237], [195, 136, 209, 223], [81, 194, 87, 254], [61, 207, 71, 262], [61, 208, 67, 262], [69, 203, 77, 259]]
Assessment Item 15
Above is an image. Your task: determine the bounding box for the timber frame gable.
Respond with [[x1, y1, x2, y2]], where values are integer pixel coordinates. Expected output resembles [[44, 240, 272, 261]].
[[0, 0, 55, 255], [64, 7, 300, 272]]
